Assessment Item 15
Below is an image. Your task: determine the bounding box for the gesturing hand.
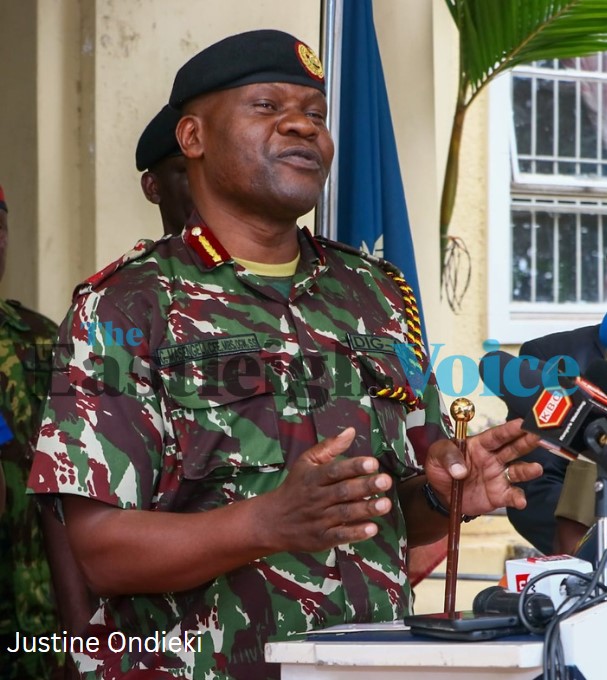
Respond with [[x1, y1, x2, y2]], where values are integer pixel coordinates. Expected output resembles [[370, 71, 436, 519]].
[[262, 427, 393, 553], [424, 419, 542, 517]]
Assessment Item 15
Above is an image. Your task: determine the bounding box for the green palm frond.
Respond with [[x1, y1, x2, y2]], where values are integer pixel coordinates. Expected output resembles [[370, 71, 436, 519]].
[[440, 0, 607, 288]]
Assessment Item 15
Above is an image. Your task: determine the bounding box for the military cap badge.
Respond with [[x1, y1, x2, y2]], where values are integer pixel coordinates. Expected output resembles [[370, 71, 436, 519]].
[[296, 42, 324, 81]]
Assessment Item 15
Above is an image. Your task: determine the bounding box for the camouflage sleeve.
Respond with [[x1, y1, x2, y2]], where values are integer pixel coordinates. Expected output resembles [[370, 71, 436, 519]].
[[28, 290, 163, 509]]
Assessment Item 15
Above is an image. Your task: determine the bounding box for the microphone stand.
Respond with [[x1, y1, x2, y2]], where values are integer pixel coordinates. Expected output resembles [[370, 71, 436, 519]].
[[582, 418, 607, 585]]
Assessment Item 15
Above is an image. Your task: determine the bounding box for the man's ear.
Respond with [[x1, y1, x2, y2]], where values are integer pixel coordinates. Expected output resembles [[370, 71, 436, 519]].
[[176, 115, 204, 159], [141, 172, 161, 205]]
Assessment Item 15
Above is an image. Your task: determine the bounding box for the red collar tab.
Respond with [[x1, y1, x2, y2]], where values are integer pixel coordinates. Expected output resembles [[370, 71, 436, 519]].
[[186, 224, 231, 268]]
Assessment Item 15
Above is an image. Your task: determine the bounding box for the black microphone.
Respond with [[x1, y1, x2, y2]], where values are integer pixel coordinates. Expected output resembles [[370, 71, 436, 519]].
[[472, 585, 555, 626], [479, 350, 607, 463], [479, 350, 575, 417]]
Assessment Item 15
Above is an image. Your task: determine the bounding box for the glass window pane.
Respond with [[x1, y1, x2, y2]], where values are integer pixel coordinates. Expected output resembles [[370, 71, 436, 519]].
[[512, 212, 532, 301], [581, 162, 599, 175], [581, 214, 599, 301], [536, 79, 555, 157], [580, 81, 599, 163], [513, 76, 532, 156], [558, 160, 576, 175], [536, 211, 554, 302], [558, 80, 576, 158], [520, 159, 532, 173], [558, 214, 576, 302]]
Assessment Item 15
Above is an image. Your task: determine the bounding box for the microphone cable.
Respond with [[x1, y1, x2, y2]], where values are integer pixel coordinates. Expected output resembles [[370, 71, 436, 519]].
[[516, 550, 607, 680]]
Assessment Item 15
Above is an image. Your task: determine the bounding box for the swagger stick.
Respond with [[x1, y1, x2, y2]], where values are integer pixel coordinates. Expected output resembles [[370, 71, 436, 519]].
[[444, 397, 475, 615]]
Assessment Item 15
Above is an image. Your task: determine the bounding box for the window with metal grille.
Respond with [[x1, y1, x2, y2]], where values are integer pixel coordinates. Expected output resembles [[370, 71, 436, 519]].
[[488, 56, 607, 343]]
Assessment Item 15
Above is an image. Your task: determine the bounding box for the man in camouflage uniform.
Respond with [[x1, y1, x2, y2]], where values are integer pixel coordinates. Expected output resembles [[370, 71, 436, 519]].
[[0, 185, 61, 679], [29, 31, 541, 680]]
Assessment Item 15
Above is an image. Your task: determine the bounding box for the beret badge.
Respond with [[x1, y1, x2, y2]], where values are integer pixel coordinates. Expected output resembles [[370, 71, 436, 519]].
[[296, 42, 324, 81]]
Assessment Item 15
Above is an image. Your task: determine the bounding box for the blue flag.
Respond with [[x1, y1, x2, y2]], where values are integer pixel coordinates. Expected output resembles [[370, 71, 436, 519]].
[[336, 0, 426, 343]]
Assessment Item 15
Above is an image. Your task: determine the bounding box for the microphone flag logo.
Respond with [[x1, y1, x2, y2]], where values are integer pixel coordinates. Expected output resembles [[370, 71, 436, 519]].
[[532, 389, 572, 428]]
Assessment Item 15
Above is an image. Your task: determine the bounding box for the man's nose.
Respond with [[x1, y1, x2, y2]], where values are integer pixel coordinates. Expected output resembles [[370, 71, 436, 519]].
[[276, 110, 319, 137]]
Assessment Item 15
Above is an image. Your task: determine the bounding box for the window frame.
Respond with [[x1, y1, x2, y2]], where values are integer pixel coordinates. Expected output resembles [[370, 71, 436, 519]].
[[487, 70, 607, 344]]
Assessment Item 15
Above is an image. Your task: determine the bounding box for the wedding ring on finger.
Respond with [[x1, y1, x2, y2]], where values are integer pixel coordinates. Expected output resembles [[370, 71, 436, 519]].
[[503, 466, 513, 484]]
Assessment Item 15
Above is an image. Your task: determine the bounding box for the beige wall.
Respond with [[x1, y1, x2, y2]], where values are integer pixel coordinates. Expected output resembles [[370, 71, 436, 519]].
[[37, 0, 84, 325], [375, 0, 444, 343], [0, 0, 39, 310]]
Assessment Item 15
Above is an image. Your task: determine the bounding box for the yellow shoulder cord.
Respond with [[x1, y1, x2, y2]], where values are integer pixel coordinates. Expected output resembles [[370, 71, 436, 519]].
[[371, 269, 425, 411]]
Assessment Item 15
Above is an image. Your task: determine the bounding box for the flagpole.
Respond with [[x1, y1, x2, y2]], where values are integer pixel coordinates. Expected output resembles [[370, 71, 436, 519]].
[[316, 0, 343, 240]]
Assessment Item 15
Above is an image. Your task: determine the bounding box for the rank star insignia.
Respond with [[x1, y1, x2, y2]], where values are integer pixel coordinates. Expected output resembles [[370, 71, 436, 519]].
[[296, 42, 324, 80]]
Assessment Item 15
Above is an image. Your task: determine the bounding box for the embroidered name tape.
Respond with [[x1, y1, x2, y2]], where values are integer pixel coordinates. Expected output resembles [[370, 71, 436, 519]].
[[156, 334, 261, 368]]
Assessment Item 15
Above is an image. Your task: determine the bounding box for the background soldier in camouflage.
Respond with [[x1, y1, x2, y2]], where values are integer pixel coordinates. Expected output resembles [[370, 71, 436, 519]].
[[0, 184, 61, 679], [29, 31, 541, 680], [136, 104, 195, 237], [0, 447, 4, 516]]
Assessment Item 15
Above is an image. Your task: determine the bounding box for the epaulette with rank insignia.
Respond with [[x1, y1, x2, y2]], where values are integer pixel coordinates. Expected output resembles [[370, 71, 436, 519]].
[[185, 223, 231, 269], [315, 235, 425, 410], [72, 237, 164, 300], [316, 235, 399, 275]]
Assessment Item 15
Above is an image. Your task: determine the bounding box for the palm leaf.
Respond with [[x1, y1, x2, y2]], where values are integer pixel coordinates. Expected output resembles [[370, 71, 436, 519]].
[[440, 0, 607, 291]]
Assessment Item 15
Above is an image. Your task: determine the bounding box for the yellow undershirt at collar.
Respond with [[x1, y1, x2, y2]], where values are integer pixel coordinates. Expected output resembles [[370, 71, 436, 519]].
[[233, 253, 300, 277]]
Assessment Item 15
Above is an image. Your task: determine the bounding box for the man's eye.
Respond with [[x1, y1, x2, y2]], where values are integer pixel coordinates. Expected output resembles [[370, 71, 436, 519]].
[[307, 111, 326, 122], [255, 101, 275, 110]]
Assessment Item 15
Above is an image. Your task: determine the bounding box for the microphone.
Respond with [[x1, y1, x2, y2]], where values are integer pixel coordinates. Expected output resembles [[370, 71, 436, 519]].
[[472, 585, 555, 627], [479, 350, 567, 418], [479, 350, 607, 463]]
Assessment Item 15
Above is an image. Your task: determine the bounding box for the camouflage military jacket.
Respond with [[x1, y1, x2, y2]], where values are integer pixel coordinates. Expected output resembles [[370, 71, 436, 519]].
[[29, 224, 451, 680], [0, 298, 58, 679]]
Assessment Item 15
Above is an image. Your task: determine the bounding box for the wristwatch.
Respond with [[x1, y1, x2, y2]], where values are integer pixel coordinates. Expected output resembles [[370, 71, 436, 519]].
[[421, 481, 478, 523]]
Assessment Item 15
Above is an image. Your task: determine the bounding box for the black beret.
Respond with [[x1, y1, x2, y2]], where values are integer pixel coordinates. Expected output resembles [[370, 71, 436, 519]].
[[135, 105, 183, 172], [169, 29, 325, 109]]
